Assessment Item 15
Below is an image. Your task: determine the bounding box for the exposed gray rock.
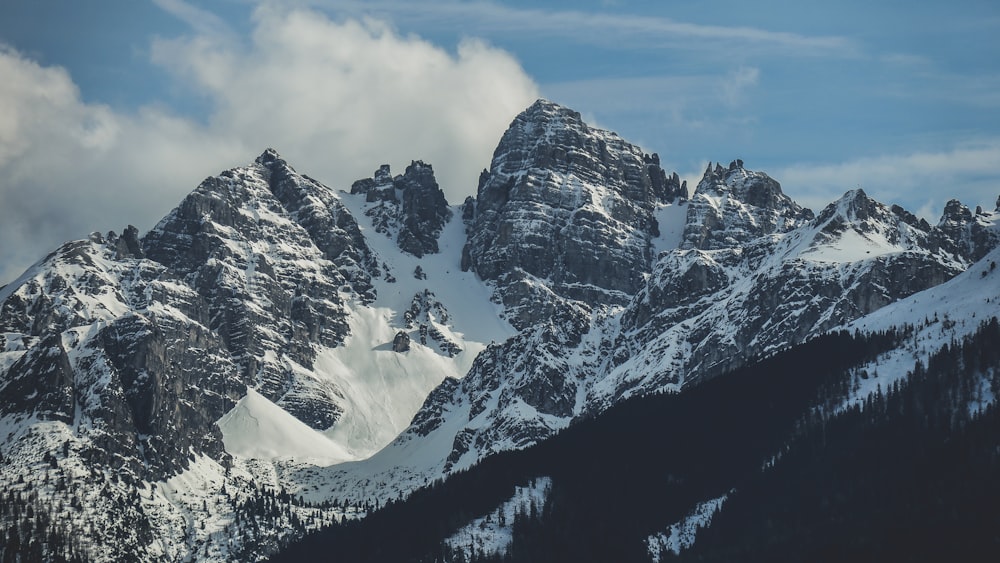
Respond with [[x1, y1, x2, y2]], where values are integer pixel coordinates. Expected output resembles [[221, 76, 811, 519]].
[[140, 149, 375, 430], [351, 161, 452, 257], [392, 330, 411, 353], [463, 99, 683, 329], [936, 197, 1000, 261], [681, 160, 814, 251], [0, 236, 242, 481]]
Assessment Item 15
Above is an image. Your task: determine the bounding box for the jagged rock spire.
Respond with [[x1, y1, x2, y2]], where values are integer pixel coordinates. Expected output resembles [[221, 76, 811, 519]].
[[682, 159, 813, 250]]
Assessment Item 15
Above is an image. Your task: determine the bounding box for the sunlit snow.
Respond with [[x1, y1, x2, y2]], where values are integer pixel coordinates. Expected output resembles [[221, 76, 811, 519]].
[[217, 387, 354, 463]]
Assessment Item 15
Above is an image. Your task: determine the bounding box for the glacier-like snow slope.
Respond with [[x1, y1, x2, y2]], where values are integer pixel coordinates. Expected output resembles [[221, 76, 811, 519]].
[[278, 194, 516, 461], [218, 387, 354, 463]]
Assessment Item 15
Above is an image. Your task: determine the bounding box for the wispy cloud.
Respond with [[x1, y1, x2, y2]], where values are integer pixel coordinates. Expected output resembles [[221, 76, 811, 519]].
[[297, 0, 859, 56], [541, 66, 761, 152], [152, 0, 234, 37]]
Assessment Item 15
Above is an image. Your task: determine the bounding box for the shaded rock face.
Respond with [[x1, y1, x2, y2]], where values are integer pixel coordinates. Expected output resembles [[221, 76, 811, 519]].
[[351, 161, 452, 257], [0, 237, 243, 481], [463, 99, 686, 329], [936, 198, 1000, 261], [141, 150, 379, 430]]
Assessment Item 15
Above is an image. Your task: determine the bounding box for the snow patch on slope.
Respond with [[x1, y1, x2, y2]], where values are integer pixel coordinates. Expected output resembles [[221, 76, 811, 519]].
[[802, 227, 900, 263], [444, 477, 553, 559], [651, 202, 687, 256], [301, 194, 517, 461], [316, 304, 475, 459], [647, 493, 729, 561]]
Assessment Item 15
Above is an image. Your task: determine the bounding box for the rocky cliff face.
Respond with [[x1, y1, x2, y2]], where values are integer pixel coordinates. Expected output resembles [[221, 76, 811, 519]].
[[681, 160, 814, 250], [0, 230, 241, 482], [142, 149, 378, 430], [350, 160, 451, 258], [462, 99, 686, 330]]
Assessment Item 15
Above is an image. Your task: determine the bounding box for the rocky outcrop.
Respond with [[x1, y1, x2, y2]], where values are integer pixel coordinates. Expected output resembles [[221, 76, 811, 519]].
[[350, 161, 452, 257], [681, 160, 813, 251], [936, 198, 1000, 262], [392, 331, 411, 353]]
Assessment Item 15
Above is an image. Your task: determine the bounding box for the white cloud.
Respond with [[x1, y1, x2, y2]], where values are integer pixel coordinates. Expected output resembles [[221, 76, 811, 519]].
[[0, 8, 539, 283], [774, 142, 1000, 220], [149, 5, 538, 198], [0, 46, 243, 284]]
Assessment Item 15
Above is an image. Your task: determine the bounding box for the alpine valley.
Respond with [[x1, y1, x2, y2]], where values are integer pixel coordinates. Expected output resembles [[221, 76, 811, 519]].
[[1, 100, 999, 562]]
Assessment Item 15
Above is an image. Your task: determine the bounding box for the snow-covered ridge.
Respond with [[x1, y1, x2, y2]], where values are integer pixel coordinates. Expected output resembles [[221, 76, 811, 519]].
[[838, 244, 1000, 413], [380, 161, 999, 501]]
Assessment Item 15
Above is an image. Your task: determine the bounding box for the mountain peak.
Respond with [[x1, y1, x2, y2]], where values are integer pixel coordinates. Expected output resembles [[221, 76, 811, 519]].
[[814, 188, 883, 225], [940, 198, 973, 226], [255, 147, 282, 165], [464, 100, 685, 328], [522, 98, 580, 120]]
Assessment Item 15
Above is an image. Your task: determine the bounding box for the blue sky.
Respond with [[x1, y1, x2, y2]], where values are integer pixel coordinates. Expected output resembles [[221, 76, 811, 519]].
[[1, 0, 999, 283]]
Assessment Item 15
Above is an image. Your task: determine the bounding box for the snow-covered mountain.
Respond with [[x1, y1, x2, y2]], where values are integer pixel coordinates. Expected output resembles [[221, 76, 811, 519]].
[[338, 111, 998, 500], [0, 148, 512, 560], [1, 99, 997, 562]]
